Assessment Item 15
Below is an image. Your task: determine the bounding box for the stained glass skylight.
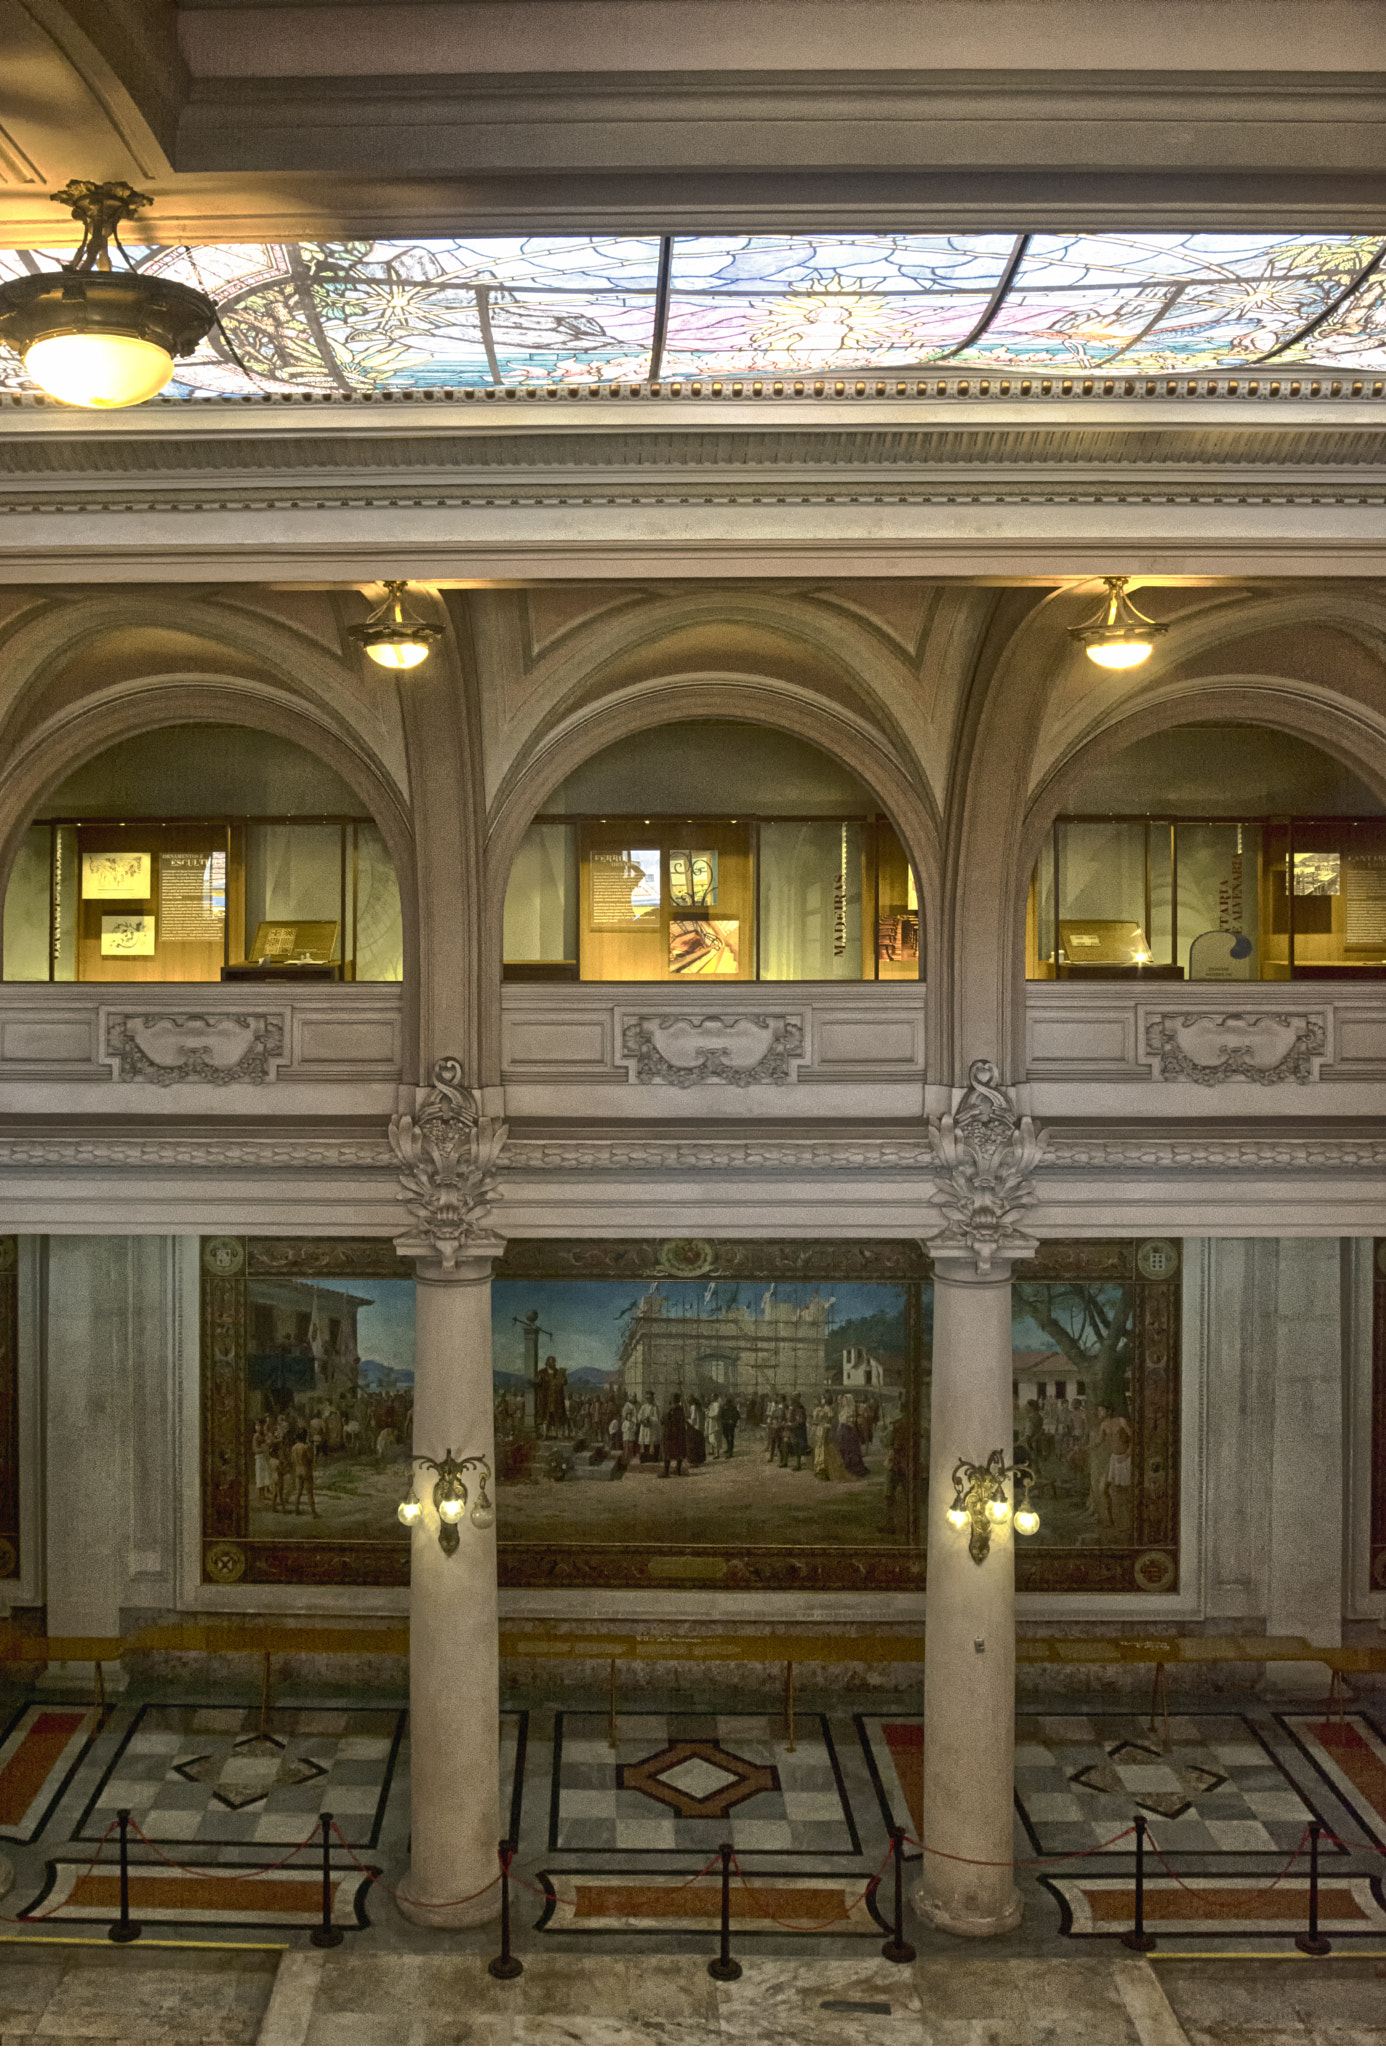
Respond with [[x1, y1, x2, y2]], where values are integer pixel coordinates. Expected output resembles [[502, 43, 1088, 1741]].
[[0, 232, 1383, 396]]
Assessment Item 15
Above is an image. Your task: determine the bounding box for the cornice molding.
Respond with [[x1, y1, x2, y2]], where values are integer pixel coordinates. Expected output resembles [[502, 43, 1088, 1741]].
[[4, 1122, 1386, 1174]]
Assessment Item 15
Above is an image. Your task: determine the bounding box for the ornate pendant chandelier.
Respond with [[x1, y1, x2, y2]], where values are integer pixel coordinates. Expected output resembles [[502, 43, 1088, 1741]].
[[0, 181, 216, 409]]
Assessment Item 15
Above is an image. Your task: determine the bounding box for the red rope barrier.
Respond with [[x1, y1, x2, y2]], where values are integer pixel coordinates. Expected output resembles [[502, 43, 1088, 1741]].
[[729, 1840, 893, 1934], [329, 1821, 501, 1913], [2, 1817, 119, 1924], [901, 1823, 1137, 1868], [1145, 1824, 1311, 1911], [128, 1816, 324, 1882]]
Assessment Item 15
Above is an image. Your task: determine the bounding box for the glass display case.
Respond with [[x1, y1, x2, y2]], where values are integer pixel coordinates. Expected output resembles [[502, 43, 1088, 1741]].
[[503, 814, 921, 982], [1029, 814, 1386, 980], [2, 816, 403, 982]]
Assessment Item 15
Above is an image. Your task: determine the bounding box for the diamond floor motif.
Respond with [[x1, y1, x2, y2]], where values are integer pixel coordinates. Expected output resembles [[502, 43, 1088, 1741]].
[[173, 1733, 328, 1812], [618, 1740, 780, 1819]]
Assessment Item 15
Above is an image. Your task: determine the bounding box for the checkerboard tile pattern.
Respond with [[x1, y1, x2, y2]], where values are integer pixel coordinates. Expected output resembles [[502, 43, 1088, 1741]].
[[550, 1712, 860, 1858], [74, 1704, 406, 1848], [1013, 1712, 1333, 1858]]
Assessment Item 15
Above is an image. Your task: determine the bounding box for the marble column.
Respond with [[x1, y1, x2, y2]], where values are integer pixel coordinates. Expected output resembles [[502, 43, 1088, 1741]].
[[397, 1245, 504, 1928], [388, 1058, 509, 1930], [1263, 1238, 1345, 1692], [915, 1244, 1025, 1936]]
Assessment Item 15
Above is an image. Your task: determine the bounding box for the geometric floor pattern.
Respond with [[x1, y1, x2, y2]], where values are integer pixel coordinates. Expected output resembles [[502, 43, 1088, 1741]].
[[0, 1704, 101, 1844], [1042, 1871, 1386, 1940], [1011, 1712, 1333, 1858], [1277, 1712, 1386, 1852], [857, 1711, 1335, 1859], [73, 1704, 407, 1848], [1, 1682, 1382, 1945], [549, 1712, 861, 1857]]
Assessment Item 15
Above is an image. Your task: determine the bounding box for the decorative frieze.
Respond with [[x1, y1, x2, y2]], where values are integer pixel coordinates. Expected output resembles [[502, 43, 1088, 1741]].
[[1142, 1011, 1327, 1086], [619, 1012, 805, 1088], [103, 1011, 286, 1086]]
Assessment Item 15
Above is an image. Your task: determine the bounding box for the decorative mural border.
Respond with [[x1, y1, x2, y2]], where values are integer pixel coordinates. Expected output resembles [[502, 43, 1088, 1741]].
[[0, 1239, 18, 1583], [199, 1236, 413, 1589], [198, 1234, 1178, 1594], [1372, 1242, 1386, 1598], [496, 1236, 1180, 1597]]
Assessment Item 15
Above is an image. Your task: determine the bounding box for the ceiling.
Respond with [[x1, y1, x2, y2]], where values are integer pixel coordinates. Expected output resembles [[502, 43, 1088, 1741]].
[[3, 232, 1385, 396]]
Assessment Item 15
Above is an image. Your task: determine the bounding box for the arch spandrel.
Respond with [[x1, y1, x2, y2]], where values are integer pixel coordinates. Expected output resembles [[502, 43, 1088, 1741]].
[[0, 590, 413, 808], [466, 584, 968, 821]]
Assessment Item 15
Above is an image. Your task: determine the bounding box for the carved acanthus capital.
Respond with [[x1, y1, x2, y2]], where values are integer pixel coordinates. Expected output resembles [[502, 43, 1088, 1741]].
[[388, 1058, 507, 1272], [926, 1059, 1047, 1275]]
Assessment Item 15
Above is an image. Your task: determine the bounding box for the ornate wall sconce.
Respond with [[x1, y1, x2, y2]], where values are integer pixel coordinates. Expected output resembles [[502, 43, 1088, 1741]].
[[945, 1449, 1040, 1564], [398, 1449, 495, 1555]]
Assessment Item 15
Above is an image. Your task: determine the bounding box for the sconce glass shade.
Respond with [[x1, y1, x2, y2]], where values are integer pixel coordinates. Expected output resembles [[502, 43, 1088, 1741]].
[[985, 1496, 1011, 1523], [0, 270, 215, 410], [1014, 1505, 1040, 1536], [396, 1494, 422, 1526], [470, 1496, 495, 1531], [349, 581, 442, 668], [946, 1503, 969, 1529], [1068, 576, 1169, 670], [437, 1493, 466, 1524]]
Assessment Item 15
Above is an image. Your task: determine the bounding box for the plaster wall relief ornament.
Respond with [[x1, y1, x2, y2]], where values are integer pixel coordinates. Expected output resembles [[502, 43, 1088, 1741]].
[[926, 1059, 1048, 1274], [619, 1012, 806, 1088], [103, 1011, 285, 1086], [1143, 1011, 1327, 1086], [388, 1057, 507, 1270]]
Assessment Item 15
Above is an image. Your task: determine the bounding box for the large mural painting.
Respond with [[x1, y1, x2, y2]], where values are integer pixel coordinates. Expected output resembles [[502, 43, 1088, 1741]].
[[201, 1235, 1179, 1594], [491, 1236, 1180, 1595]]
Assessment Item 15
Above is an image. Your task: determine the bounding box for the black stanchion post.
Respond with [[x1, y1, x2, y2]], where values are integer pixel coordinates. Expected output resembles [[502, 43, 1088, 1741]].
[[107, 1807, 141, 1945], [707, 1841, 742, 1982], [1295, 1823, 1332, 1956], [1120, 1815, 1157, 1953], [310, 1812, 344, 1950], [489, 1839, 524, 1980], [880, 1825, 916, 1964]]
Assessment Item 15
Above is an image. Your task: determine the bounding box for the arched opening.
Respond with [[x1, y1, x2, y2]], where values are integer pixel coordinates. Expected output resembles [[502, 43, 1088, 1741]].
[[1027, 720, 1386, 983], [501, 718, 921, 984], [2, 723, 404, 984]]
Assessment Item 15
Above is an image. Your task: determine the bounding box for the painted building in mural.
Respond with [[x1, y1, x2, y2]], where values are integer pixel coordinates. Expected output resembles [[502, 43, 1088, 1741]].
[[617, 1286, 833, 1407]]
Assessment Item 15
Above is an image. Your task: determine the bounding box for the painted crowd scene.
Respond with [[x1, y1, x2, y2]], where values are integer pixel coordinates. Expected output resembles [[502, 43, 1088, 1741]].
[[490, 1277, 917, 1550]]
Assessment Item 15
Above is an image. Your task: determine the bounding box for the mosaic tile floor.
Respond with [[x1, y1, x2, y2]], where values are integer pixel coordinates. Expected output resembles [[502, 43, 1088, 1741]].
[[73, 1703, 408, 1846], [856, 1711, 1358, 1860], [0, 1685, 1380, 1948], [548, 1711, 861, 1857]]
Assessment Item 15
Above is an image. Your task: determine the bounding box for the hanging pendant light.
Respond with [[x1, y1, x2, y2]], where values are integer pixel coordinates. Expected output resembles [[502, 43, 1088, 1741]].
[[0, 181, 215, 409], [348, 581, 442, 669], [1068, 577, 1169, 670]]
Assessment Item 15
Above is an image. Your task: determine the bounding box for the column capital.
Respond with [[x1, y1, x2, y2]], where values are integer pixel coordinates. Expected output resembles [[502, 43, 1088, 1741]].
[[924, 1057, 1046, 1278], [388, 1057, 508, 1276], [400, 1240, 506, 1285]]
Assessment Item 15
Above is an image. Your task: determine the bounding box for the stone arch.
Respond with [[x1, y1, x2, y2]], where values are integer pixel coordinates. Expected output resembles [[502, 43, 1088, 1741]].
[[0, 677, 421, 1070], [479, 674, 942, 1089]]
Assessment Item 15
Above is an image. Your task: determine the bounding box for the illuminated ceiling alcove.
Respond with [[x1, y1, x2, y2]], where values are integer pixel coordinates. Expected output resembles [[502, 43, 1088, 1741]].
[[1, 232, 1384, 400]]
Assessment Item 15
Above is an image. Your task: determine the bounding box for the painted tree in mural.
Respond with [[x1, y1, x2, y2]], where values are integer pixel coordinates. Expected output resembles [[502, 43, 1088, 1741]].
[[1013, 1282, 1133, 1414]]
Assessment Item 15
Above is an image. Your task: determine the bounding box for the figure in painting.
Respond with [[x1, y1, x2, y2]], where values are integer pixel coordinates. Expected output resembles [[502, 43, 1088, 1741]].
[[719, 1395, 739, 1458], [1099, 1408, 1134, 1535], [781, 1396, 809, 1471], [685, 1395, 707, 1466], [621, 1395, 638, 1462], [661, 1392, 688, 1477], [836, 1391, 869, 1479], [637, 1394, 659, 1462], [882, 1412, 911, 1534]]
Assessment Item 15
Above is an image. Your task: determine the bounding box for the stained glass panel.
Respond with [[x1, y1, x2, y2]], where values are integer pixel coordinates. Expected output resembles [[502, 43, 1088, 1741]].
[[0, 231, 1383, 395]]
